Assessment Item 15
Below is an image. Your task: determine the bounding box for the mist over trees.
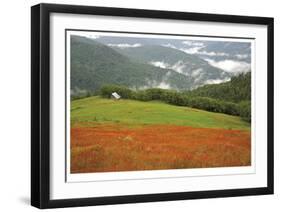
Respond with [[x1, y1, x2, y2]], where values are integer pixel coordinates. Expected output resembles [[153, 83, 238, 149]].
[[186, 72, 251, 103]]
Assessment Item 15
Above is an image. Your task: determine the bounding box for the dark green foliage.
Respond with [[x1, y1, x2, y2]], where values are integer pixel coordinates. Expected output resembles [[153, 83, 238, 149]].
[[161, 90, 188, 106], [238, 101, 251, 122], [162, 95, 240, 116], [223, 102, 241, 116], [131, 90, 151, 101], [144, 88, 166, 100], [188, 97, 228, 114], [187, 72, 251, 103], [185, 72, 251, 122]]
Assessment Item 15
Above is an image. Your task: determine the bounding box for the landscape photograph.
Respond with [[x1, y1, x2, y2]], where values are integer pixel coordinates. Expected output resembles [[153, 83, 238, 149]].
[[69, 32, 252, 174]]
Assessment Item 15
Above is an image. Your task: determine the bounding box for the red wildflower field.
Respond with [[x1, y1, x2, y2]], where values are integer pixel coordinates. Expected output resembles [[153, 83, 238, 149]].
[[71, 124, 251, 173]]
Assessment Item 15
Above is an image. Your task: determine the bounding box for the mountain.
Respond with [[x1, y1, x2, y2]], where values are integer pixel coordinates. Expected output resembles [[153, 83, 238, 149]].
[[112, 45, 231, 88], [96, 36, 251, 62], [71, 36, 194, 93]]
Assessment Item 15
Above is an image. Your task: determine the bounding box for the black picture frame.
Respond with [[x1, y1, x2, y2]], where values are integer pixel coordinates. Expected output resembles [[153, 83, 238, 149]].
[[31, 3, 274, 209]]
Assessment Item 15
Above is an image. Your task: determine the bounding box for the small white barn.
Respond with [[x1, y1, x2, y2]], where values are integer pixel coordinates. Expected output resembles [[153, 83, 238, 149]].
[[111, 92, 121, 100]]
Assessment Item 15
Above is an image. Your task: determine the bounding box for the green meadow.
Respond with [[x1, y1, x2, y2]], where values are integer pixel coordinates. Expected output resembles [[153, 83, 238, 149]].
[[71, 96, 250, 130]]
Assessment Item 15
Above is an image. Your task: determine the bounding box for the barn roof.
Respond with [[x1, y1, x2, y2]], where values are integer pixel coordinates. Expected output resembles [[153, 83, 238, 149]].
[[112, 92, 121, 99]]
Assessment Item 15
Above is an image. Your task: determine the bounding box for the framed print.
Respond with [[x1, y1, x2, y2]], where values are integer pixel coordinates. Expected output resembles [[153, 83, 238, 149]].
[[31, 3, 274, 209]]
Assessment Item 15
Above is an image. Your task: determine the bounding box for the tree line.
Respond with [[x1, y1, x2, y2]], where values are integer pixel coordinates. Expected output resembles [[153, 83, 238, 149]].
[[72, 72, 251, 122], [99, 75, 251, 123]]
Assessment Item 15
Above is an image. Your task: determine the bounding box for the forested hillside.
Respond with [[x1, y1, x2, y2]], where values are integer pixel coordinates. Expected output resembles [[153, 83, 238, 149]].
[[186, 72, 251, 103], [71, 35, 194, 93], [114, 45, 231, 88]]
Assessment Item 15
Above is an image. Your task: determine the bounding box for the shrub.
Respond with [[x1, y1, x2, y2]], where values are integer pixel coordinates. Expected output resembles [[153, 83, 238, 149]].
[[144, 88, 166, 101], [223, 102, 240, 116], [160, 90, 181, 104], [132, 90, 151, 101], [238, 101, 251, 122]]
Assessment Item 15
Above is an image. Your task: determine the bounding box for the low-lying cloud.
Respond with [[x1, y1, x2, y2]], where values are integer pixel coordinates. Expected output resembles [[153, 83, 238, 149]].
[[191, 68, 203, 77], [180, 47, 204, 54], [150, 60, 188, 76], [149, 61, 169, 69], [144, 77, 172, 90], [171, 61, 186, 74], [182, 40, 205, 47], [157, 81, 171, 89], [107, 43, 142, 48], [197, 51, 229, 57], [235, 54, 249, 59], [162, 42, 229, 57], [162, 43, 177, 49], [205, 59, 251, 74], [181, 49, 229, 57], [204, 78, 231, 85], [149, 59, 233, 87]]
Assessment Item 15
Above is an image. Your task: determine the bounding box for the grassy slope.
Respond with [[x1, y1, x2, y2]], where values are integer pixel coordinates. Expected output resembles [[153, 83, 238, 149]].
[[71, 96, 250, 130]]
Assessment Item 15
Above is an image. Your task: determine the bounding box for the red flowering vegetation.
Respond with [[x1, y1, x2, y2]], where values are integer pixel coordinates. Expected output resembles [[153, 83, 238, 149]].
[[71, 125, 251, 173]]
